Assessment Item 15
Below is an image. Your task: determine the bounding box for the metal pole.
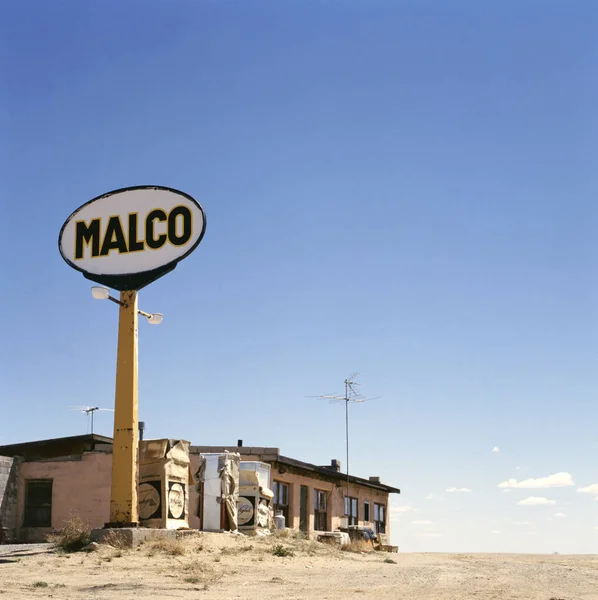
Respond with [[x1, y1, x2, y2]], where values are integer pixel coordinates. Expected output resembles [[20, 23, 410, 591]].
[[91, 409, 94, 435], [345, 379, 350, 508], [107, 290, 139, 527]]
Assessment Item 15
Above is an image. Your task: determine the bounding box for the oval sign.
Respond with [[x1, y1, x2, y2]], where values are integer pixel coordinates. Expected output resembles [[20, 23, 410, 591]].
[[58, 186, 206, 291]]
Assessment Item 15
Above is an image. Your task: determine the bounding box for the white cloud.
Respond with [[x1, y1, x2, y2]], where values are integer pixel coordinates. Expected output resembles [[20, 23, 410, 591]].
[[492, 447, 500, 453], [498, 472, 574, 489], [491, 530, 501, 534], [415, 532, 442, 538], [513, 521, 531, 525], [390, 505, 413, 517], [502, 489, 513, 493], [554, 512, 567, 518], [577, 483, 598, 495], [411, 520, 433, 525], [517, 497, 556, 506], [424, 494, 434, 500], [446, 487, 471, 493]]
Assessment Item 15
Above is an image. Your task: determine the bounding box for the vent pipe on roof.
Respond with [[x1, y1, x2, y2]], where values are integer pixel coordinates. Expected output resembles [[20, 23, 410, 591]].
[[237, 439, 243, 447], [139, 421, 145, 442], [369, 476, 380, 483]]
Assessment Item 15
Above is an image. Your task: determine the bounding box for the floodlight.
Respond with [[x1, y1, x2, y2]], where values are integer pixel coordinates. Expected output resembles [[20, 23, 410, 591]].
[[91, 286, 110, 300]]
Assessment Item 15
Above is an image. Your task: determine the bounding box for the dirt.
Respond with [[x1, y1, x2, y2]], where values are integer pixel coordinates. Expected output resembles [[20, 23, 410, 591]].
[[0, 532, 597, 599]]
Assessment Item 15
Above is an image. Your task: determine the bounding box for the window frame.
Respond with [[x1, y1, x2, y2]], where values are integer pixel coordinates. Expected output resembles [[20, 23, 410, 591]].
[[373, 502, 386, 534], [23, 479, 53, 528], [272, 480, 290, 526], [313, 489, 328, 531], [344, 496, 359, 526], [364, 501, 370, 523]]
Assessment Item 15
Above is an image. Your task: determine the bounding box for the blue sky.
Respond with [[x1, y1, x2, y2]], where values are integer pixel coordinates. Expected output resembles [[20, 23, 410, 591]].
[[1, 0, 597, 553]]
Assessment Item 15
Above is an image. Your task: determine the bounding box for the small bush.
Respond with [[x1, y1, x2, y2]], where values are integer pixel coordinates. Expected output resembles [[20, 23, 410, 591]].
[[384, 557, 397, 564], [272, 544, 294, 557], [32, 581, 49, 588], [184, 576, 200, 584], [48, 514, 91, 553]]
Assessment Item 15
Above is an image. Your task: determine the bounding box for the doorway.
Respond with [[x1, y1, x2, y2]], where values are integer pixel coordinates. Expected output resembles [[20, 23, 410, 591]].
[[299, 485, 308, 532]]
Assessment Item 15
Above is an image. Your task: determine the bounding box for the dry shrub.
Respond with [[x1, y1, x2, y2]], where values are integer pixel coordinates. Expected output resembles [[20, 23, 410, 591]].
[[271, 528, 306, 541], [48, 514, 91, 553], [305, 540, 321, 556], [220, 544, 254, 556], [183, 559, 223, 589], [341, 539, 374, 554], [145, 537, 186, 556], [100, 530, 129, 550]]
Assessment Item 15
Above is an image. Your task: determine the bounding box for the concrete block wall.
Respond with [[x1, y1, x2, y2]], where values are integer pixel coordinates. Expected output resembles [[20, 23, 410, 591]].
[[0, 456, 20, 543]]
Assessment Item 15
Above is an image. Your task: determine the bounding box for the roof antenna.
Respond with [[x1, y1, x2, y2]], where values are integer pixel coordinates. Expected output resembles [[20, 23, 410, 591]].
[[308, 373, 380, 512], [70, 406, 114, 435]]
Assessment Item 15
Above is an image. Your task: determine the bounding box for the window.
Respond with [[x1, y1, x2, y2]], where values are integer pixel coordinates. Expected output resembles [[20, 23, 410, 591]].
[[344, 496, 358, 526], [273, 481, 290, 526], [364, 501, 370, 523], [23, 480, 52, 527], [374, 503, 386, 535], [313, 489, 328, 531]]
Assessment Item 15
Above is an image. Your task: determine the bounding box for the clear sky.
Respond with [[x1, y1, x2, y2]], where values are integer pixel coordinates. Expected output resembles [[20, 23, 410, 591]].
[[1, 0, 597, 553]]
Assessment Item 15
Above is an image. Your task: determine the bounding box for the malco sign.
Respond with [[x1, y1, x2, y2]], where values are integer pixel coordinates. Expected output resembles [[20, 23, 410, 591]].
[[58, 186, 206, 290]]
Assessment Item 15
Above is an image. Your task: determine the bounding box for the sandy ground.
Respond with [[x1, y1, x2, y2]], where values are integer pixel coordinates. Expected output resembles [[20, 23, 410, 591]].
[[0, 532, 597, 600]]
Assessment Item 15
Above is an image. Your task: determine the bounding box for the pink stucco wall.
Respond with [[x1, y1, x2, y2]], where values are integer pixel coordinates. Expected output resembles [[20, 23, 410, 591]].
[[269, 464, 390, 537], [15, 450, 392, 542], [17, 452, 112, 542]]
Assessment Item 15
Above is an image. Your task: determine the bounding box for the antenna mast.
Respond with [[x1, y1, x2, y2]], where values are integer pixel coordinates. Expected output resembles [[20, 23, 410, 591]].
[[70, 406, 114, 434], [311, 374, 380, 513]]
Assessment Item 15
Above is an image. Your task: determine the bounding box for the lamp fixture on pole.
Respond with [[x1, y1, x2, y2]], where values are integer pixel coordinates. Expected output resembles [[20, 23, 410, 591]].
[[91, 286, 163, 325]]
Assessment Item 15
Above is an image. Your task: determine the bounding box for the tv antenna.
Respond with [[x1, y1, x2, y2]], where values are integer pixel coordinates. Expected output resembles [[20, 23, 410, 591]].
[[309, 374, 380, 502], [70, 406, 114, 435]]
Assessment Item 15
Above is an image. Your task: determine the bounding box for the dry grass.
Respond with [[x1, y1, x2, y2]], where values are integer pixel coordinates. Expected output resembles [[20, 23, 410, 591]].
[[47, 513, 91, 553], [183, 559, 223, 590], [271, 528, 306, 541], [144, 537, 187, 556], [100, 530, 130, 550]]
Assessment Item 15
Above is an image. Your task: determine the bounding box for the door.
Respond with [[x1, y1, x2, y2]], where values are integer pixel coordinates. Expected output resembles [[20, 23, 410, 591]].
[[299, 485, 308, 532]]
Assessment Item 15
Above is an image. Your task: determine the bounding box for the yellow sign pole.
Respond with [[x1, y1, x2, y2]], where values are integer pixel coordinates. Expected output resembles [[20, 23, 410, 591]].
[[108, 290, 139, 526]]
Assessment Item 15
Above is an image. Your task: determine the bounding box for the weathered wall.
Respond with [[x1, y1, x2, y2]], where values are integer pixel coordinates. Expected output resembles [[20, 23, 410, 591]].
[[11, 448, 392, 542], [269, 464, 390, 537], [0, 456, 20, 543], [187, 452, 390, 537], [16, 452, 112, 542]]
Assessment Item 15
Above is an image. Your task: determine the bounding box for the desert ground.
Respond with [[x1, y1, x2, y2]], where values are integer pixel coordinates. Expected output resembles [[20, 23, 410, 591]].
[[0, 532, 596, 600]]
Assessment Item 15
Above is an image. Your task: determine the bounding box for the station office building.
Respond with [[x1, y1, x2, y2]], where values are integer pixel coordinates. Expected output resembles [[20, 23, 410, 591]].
[[0, 435, 400, 544]]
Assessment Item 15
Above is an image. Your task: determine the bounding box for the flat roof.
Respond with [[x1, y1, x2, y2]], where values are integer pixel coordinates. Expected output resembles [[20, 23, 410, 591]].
[[0, 434, 113, 456], [0, 436, 400, 493], [276, 454, 401, 494]]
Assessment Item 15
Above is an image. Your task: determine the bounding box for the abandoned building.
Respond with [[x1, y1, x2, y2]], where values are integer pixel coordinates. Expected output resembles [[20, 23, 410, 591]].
[[0, 434, 400, 544]]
